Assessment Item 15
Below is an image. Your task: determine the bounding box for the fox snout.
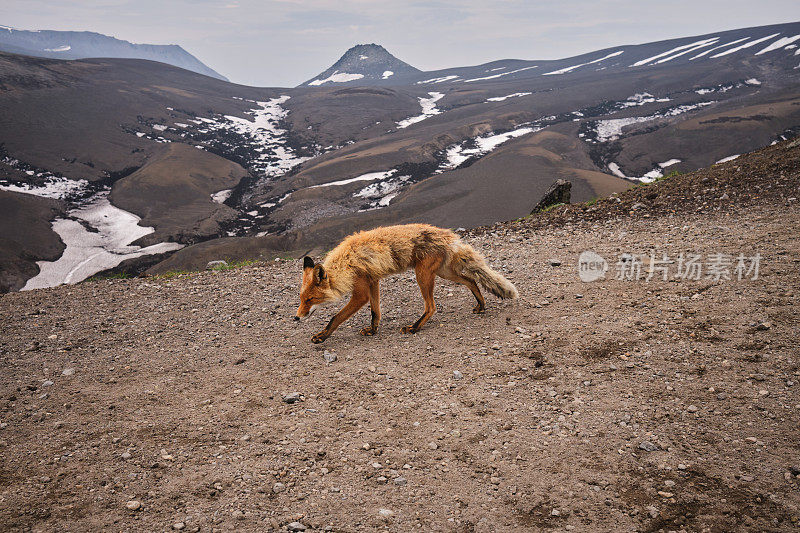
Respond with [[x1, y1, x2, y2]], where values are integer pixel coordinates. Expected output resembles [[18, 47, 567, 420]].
[[295, 304, 318, 321]]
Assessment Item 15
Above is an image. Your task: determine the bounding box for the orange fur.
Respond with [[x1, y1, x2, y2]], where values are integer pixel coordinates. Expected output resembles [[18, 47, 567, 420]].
[[296, 223, 517, 343]]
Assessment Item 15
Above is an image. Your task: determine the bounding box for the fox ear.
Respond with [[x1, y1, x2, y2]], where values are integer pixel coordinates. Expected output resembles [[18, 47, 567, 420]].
[[303, 256, 314, 269], [314, 264, 326, 281]]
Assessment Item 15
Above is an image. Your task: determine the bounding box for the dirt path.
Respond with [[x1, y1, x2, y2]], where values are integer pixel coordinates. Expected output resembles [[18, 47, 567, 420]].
[[1, 196, 799, 531]]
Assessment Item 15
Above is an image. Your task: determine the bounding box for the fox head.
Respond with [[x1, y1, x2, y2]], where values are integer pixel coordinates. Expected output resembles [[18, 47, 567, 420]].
[[295, 256, 336, 320]]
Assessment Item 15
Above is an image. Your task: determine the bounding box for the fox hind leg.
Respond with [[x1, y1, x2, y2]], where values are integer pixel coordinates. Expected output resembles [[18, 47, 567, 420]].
[[402, 255, 442, 334], [438, 265, 486, 314], [360, 281, 381, 336]]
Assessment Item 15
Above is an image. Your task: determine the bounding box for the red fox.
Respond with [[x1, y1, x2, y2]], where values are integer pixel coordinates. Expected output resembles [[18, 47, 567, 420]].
[[295, 223, 518, 343]]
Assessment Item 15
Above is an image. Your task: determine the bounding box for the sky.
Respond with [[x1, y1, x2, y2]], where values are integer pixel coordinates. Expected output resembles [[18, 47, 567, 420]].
[[4, 1, 800, 87]]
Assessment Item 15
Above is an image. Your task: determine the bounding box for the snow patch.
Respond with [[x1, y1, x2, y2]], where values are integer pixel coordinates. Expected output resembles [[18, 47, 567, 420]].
[[396, 92, 445, 129], [756, 34, 800, 55], [659, 159, 681, 168], [382, 70, 394, 79], [416, 75, 459, 84], [486, 92, 532, 102], [211, 189, 232, 204], [716, 154, 740, 164], [308, 71, 364, 86], [441, 126, 538, 170], [632, 38, 718, 66], [0, 176, 88, 200], [711, 33, 781, 58], [310, 170, 397, 188], [22, 192, 183, 290], [543, 50, 624, 75], [690, 37, 749, 59], [44, 45, 71, 52], [463, 65, 538, 82], [744, 78, 761, 85]]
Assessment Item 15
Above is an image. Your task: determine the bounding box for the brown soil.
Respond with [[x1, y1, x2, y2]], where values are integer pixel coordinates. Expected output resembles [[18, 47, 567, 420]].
[[1, 142, 799, 532]]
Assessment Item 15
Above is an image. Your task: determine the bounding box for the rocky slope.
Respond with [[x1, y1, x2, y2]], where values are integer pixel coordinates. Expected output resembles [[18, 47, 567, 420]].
[[0, 140, 798, 532]]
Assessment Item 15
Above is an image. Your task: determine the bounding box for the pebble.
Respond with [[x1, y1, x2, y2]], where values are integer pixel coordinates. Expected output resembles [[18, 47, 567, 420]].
[[687, 405, 699, 413], [453, 370, 463, 380], [283, 393, 302, 404], [657, 491, 674, 498], [549, 259, 562, 267], [378, 509, 394, 517], [42, 380, 53, 387], [287, 522, 307, 532], [272, 482, 286, 493], [664, 480, 676, 487], [61, 368, 75, 376], [428, 442, 438, 450], [121, 451, 132, 460], [232, 510, 245, 520], [323, 351, 337, 363], [394, 476, 407, 485], [172, 522, 185, 530], [125, 500, 141, 511], [716, 392, 728, 400], [638, 441, 658, 452]]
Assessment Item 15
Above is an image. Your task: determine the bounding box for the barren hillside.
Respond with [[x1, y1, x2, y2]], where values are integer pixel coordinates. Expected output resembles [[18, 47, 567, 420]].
[[0, 141, 798, 532]]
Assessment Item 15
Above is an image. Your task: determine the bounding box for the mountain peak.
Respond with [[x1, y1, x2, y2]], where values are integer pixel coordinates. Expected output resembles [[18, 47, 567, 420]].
[[302, 43, 420, 87]]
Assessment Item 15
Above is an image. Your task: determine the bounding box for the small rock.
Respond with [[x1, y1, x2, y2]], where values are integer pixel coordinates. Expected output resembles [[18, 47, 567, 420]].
[[754, 321, 771, 331], [125, 500, 141, 511], [287, 522, 307, 532], [241, 434, 251, 442], [283, 393, 301, 404], [272, 482, 286, 493], [231, 510, 245, 520], [121, 451, 132, 460], [378, 509, 394, 517], [61, 368, 75, 376], [657, 491, 674, 498], [206, 260, 228, 270], [394, 476, 407, 485], [42, 380, 53, 387], [664, 480, 676, 487], [687, 405, 699, 413], [453, 370, 463, 380], [740, 475, 754, 482], [172, 522, 185, 530], [550, 509, 560, 517], [677, 464, 687, 470], [376, 476, 388, 484], [549, 259, 562, 267], [646, 505, 659, 518], [716, 392, 728, 400], [639, 441, 658, 452], [428, 442, 438, 450], [323, 351, 337, 363]]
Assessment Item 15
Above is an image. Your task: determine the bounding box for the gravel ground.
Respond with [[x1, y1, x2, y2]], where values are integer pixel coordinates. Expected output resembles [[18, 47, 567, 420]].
[[1, 144, 799, 532]]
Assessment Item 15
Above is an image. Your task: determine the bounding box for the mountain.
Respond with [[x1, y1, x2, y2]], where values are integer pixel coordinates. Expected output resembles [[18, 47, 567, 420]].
[[302, 22, 800, 87], [0, 24, 227, 80], [301, 43, 421, 86], [1, 22, 799, 291]]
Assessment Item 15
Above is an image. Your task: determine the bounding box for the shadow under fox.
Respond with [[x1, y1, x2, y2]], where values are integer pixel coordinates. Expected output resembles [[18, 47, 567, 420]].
[[295, 223, 518, 343]]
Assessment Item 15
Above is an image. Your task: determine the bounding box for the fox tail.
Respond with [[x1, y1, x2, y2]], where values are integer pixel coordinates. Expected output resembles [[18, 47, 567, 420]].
[[450, 241, 519, 299]]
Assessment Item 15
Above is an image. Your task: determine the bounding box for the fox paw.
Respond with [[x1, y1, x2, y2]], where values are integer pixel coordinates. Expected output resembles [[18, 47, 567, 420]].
[[360, 327, 377, 336], [311, 332, 328, 344], [401, 325, 419, 334], [472, 305, 486, 314]]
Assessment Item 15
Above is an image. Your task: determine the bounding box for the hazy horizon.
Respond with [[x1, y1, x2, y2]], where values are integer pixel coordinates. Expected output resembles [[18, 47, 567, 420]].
[[4, 1, 800, 87]]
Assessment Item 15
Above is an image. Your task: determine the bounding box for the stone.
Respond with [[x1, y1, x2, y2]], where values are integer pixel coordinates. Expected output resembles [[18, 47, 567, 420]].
[[428, 442, 438, 450], [394, 476, 407, 485], [272, 482, 286, 493], [61, 368, 75, 376], [687, 405, 699, 413], [232, 510, 245, 520], [453, 370, 463, 380], [287, 522, 307, 532], [549, 259, 562, 267], [121, 451, 132, 460], [42, 380, 53, 387], [530, 179, 571, 214], [206, 260, 228, 270], [125, 500, 142, 511], [378, 509, 394, 517], [323, 351, 337, 363], [172, 522, 185, 530], [639, 441, 658, 452], [283, 393, 301, 404]]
